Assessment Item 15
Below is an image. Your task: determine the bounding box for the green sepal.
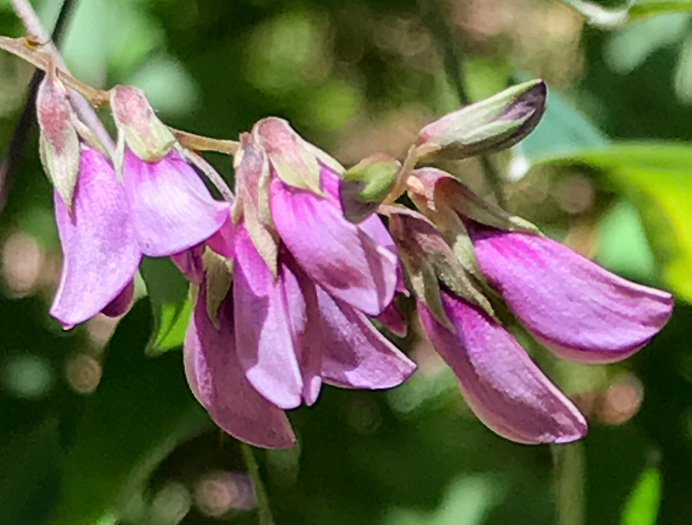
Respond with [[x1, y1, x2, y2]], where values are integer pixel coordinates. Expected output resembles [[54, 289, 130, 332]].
[[388, 207, 496, 330], [412, 167, 542, 235], [340, 154, 399, 223], [234, 135, 279, 276], [415, 79, 547, 161], [110, 85, 176, 161], [36, 77, 80, 209], [203, 249, 233, 327]]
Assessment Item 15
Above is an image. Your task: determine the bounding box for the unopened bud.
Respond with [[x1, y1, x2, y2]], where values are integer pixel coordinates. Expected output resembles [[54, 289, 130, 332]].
[[340, 154, 399, 223], [36, 77, 80, 208], [415, 79, 546, 161], [110, 85, 176, 161]]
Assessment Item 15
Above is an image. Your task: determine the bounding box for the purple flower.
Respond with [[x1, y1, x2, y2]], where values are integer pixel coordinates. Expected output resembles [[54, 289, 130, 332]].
[[183, 122, 416, 444], [50, 145, 142, 327], [393, 169, 674, 443]]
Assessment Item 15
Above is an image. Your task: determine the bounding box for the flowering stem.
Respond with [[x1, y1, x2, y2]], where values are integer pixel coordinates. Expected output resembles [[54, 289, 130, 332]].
[[418, 0, 506, 207], [551, 442, 586, 525], [172, 128, 239, 156], [384, 145, 418, 205], [240, 443, 276, 525], [9, 0, 115, 155]]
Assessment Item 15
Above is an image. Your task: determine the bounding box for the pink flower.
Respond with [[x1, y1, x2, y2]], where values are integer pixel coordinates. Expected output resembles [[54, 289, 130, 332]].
[[183, 122, 416, 446], [393, 169, 673, 443]]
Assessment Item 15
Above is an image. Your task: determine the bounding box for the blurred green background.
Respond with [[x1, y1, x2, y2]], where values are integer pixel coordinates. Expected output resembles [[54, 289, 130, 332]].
[[1, 0, 692, 524]]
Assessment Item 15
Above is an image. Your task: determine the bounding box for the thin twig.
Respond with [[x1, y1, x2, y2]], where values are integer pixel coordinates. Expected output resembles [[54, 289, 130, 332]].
[[240, 443, 276, 525], [0, 0, 78, 213], [418, 0, 506, 207], [10, 0, 114, 155], [183, 149, 235, 203]]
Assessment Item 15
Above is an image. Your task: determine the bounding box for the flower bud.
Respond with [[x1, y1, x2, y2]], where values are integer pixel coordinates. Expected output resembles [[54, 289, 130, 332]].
[[36, 77, 80, 208], [110, 85, 176, 161], [340, 154, 399, 223], [415, 79, 547, 161]]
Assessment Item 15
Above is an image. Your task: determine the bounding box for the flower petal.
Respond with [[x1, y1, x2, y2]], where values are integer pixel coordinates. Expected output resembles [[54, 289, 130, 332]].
[[206, 212, 235, 258], [50, 146, 141, 327], [318, 288, 416, 389], [101, 280, 135, 317], [122, 147, 230, 256], [374, 300, 407, 337], [469, 225, 674, 363], [184, 287, 295, 448], [233, 225, 304, 409], [418, 291, 587, 444], [269, 168, 397, 316], [170, 245, 204, 284]]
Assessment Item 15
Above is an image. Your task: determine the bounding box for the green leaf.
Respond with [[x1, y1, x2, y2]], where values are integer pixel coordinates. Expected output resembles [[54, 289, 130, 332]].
[[539, 142, 692, 302], [621, 467, 661, 525], [561, 0, 692, 29], [49, 299, 207, 525], [139, 257, 191, 353]]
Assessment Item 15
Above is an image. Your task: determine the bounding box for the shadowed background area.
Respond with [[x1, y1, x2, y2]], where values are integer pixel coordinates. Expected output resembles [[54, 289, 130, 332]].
[[1, 0, 691, 524]]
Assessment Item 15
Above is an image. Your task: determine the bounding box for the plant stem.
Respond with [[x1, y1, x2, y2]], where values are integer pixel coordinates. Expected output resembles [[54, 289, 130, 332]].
[[241, 443, 276, 525], [418, 0, 506, 207], [552, 442, 586, 525]]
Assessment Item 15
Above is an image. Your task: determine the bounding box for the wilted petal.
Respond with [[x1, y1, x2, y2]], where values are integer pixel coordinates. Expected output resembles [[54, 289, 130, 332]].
[[418, 292, 587, 444], [184, 288, 295, 448], [50, 146, 141, 327], [469, 225, 674, 363], [233, 225, 304, 409], [101, 280, 135, 317], [170, 245, 204, 284], [270, 168, 397, 316], [122, 147, 230, 256], [318, 288, 415, 389]]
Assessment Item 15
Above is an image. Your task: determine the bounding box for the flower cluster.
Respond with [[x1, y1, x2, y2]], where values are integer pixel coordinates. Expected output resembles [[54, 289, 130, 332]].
[[36, 74, 673, 448]]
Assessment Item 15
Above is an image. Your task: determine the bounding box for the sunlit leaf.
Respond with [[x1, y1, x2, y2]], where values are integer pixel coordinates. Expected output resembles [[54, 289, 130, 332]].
[[621, 467, 661, 525]]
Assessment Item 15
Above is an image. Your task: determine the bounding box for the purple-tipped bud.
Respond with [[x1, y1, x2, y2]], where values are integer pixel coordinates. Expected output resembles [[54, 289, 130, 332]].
[[340, 154, 399, 223], [110, 85, 176, 161], [36, 77, 80, 208], [415, 79, 546, 161]]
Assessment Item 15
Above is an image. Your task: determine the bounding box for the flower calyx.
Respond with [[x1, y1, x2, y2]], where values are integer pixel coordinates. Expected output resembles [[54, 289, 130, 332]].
[[252, 117, 343, 195], [110, 84, 176, 162], [340, 153, 400, 223]]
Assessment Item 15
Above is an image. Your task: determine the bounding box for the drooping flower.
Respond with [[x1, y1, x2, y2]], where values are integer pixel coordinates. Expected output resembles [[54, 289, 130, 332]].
[[110, 85, 231, 256], [182, 120, 415, 443], [36, 77, 141, 327], [390, 167, 674, 444], [49, 144, 142, 327]]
